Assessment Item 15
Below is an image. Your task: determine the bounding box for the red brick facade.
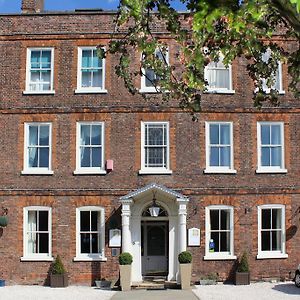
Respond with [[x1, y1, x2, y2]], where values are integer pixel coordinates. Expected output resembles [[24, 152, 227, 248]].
[[0, 2, 299, 285]]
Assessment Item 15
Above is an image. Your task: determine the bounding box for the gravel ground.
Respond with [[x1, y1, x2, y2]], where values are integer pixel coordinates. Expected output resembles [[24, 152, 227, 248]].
[[0, 285, 116, 300], [193, 281, 300, 300]]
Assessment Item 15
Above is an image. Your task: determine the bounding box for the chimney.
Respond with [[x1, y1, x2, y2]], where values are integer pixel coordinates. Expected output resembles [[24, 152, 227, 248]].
[[21, 0, 44, 13]]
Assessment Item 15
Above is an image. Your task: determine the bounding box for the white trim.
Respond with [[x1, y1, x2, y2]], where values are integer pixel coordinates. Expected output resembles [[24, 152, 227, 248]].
[[140, 47, 169, 93], [205, 121, 235, 173], [256, 122, 286, 173], [140, 121, 172, 174], [74, 122, 105, 174], [257, 204, 287, 259], [75, 206, 106, 261], [205, 89, 235, 94], [205, 205, 235, 259], [22, 206, 52, 261], [22, 122, 53, 175], [25, 48, 55, 94], [76, 46, 106, 93]]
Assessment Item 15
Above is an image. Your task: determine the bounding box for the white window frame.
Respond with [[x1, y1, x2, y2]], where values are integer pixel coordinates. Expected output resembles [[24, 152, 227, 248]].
[[139, 121, 172, 174], [74, 122, 106, 175], [22, 122, 53, 175], [24, 48, 55, 95], [256, 122, 287, 173], [257, 204, 288, 259], [204, 121, 236, 174], [75, 47, 107, 94], [74, 206, 107, 261], [204, 55, 235, 94], [204, 205, 236, 260], [140, 48, 169, 93], [21, 206, 53, 261]]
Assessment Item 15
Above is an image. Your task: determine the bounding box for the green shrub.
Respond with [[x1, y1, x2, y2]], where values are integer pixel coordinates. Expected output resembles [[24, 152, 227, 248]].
[[119, 252, 133, 265], [178, 251, 192, 264], [51, 255, 66, 275], [237, 252, 249, 273]]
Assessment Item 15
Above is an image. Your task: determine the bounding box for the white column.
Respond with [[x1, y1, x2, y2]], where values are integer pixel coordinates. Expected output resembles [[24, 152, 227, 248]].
[[121, 200, 133, 253], [177, 199, 187, 253]]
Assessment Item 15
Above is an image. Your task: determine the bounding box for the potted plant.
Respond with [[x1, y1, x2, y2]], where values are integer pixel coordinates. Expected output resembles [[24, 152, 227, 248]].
[[235, 251, 250, 285], [0, 207, 8, 227], [178, 251, 192, 290], [199, 272, 218, 285], [119, 252, 132, 291], [95, 277, 112, 289], [50, 255, 68, 287]]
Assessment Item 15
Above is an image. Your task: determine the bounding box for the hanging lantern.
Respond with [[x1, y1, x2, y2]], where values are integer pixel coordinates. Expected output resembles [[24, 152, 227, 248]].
[[149, 192, 160, 217]]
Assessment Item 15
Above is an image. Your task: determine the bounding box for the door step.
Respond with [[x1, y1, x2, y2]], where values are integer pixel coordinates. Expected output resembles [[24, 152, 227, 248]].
[[132, 280, 166, 290]]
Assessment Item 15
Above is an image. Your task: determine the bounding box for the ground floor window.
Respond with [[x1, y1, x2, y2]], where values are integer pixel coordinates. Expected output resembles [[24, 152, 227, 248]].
[[204, 205, 235, 260], [22, 206, 52, 261], [75, 206, 106, 261], [257, 204, 287, 259]]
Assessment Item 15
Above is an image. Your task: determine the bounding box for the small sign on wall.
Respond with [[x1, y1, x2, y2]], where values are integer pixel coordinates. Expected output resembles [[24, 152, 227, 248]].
[[188, 228, 200, 246], [109, 229, 121, 247]]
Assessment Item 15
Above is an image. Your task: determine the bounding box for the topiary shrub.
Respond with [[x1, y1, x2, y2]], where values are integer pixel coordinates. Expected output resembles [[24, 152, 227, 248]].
[[178, 251, 192, 264], [119, 252, 133, 265], [51, 255, 66, 275], [237, 252, 249, 273]]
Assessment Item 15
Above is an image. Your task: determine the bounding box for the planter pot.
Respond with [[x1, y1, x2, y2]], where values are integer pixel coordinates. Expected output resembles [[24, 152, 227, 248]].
[[235, 272, 250, 285], [199, 279, 217, 285], [119, 265, 131, 291], [0, 216, 8, 227], [179, 263, 192, 290], [50, 273, 68, 288], [95, 280, 112, 289], [0, 279, 5, 287]]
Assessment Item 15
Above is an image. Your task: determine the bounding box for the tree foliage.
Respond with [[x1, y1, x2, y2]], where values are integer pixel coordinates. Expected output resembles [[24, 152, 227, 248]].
[[100, 0, 299, 113]]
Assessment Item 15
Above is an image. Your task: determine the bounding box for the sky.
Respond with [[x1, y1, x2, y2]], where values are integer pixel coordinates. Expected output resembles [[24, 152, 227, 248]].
[[0, 0, 186, 13]]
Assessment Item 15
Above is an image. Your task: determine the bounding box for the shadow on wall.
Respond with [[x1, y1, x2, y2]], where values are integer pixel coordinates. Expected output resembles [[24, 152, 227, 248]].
[[0, 228, 3, 238], [272, 283, 300, 295], [286, 225, 298, 241], [224, 260, 238, 284]]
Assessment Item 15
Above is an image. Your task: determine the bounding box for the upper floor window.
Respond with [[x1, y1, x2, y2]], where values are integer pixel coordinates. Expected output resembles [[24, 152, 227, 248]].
[[139, 122, 172, 174], [76, 47, 106, 93], [21, 206, 52, 261], [205, 122, 236, 174], [74, 122, 105, 175], [140, 48, 169, 93], [257, 122, 286, 173], [204, 205, 236, 260], [204, 55, 234, 93], [22, 123, 53, 175], [257, 204, 287, 259], [74, 206, 106, 261], [25, 48, 54, 94]]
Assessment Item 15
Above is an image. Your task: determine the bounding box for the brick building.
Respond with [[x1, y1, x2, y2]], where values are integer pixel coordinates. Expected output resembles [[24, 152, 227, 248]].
[[0, 0, 299, 286]]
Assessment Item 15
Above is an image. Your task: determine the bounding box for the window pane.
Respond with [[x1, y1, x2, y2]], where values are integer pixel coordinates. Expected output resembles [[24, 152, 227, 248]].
[[82, 70, 92, 87], [145, 69, 156, 87], [271, 147, 281, 167], [148, 147, 163, 166], [80, 125, 90, 145], [91, 233, 99, 253], [80, 211, 90, 231], [210, 232, 219, 252], [220, 232, 230, 252], [80, 233, 90, 253], [220, 147, 230, 167], [210, 147, 219, 166], [262, 209, 271, 229], [92, 69, 102, 87], [28, 211, 37, 231], [92, 147, 101, 167], [148, 127, 163, 145], [38, 211, 48, 231], [272, 231, 281, 251], [30, 70, 40, 83], [261, 147, 271, 166], [30, 51, 40, 68], [82, 50, 92, 68], [28, 232, 37, 253], [29, 126, 38, 146], [91, 211, 98, 231], [271, 125, 281, 144], [91, 125, 101, 145], [272, 209, 281, 229], [210, 210, 219, 230], [41, 51, 51, 68], [92, 51, 102, 68], [261, 231, 270, 251], [215, 69, 229, 89], [38, 233, 49, 253], [28, 148, 38, 167], [210, 124, 219, 144], [220, 124, 230, 144], [261, 125, 270, 145], [39, 148, 49, 168], [80, 147, 91, 167], [39, 126, 49, 146], [220, 210, 230, 230]]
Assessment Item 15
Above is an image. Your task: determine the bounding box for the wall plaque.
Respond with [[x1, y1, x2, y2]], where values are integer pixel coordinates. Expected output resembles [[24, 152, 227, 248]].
[[188, 227, 200, 246], [109, 229, 121, 247]]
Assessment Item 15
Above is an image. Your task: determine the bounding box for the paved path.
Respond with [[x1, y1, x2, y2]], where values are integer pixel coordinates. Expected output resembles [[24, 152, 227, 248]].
[[111, 289, 199, 300]]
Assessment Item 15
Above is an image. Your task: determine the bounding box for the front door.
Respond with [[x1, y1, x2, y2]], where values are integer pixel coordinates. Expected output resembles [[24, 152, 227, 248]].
[[141, 221, 168, 276]]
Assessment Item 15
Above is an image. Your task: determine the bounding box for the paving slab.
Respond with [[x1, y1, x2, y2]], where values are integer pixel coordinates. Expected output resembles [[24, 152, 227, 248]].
[[111, 289, 199, 300]]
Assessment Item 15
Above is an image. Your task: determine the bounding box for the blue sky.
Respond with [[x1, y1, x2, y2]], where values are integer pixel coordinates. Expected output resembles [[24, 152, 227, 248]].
[[0, 0, 186, 13]]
